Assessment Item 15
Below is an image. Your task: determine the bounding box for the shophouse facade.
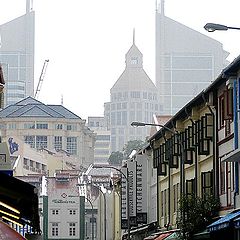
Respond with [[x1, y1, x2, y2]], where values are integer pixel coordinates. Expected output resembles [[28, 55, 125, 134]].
[[146, 54, 240, 239]]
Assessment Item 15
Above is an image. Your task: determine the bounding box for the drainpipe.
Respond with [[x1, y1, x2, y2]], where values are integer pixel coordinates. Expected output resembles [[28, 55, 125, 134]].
[[233, 80, 239, 207]]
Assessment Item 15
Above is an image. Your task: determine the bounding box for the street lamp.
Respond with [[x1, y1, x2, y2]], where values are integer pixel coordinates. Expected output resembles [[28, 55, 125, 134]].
[[204, 23, 240, 32], [91, 184, 106, 240], [131, 121, 185, 231], [77, 182, 106, 240], [85, 197, 94, 240], [93, 165, 130, 240]]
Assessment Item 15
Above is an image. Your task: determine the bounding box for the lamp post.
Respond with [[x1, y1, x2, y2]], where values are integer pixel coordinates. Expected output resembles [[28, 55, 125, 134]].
[[77, 182, 106, 240], [93, 165, 130, 240], [131, 121, 185, 230], [91, 184, 106, 240], [85, 197, 94, 240], [204, 23, 240, 32]]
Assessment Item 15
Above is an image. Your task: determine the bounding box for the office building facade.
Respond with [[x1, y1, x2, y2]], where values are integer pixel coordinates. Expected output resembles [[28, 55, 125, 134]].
[[0, 0, 35, 106], [156, 0, 229, 115]]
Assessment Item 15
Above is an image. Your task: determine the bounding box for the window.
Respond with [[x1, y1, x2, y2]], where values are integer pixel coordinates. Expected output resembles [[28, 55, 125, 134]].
[[52, 209, 59, 215], [24, 122, 35, 129], [23, 158, 28, 165], [54, 136, 62, 151], [130, 91, 140, 98], [67, 124, 77, 131], [8, 123, 16, 129], [69, 209, 76, 215], [219, 88, 233, 130], [55, 124, 63, 130], [36, 136, 47, 149], [201, 171, 213, 199], [67, 137, 77, 155], [36, 123, 48, 129], [131, 57, 138, 64], [173, 183, 179, 212], [24, 136, 35, 148], [51, 222, 59, 236], [186, 178, 195, 196], [69, 222, 76, 236]]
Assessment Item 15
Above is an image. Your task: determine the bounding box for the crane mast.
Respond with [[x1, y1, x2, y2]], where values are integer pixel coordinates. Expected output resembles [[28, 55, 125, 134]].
[[34, 59, 49, 99]]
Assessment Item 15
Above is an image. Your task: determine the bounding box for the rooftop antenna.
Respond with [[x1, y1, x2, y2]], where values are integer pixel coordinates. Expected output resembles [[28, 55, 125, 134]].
[[61, 95, 63, 105], [133, 28, 135, 45], [161, 0, 165, 15], [156, 0, 165, 15], [26, 0, 33, 13]]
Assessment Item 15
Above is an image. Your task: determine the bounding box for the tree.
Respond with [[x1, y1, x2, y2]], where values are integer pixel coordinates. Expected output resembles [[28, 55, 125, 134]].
[[177, 194, 220, 239], [122, 140, 145, 158], [108, 151, 124, 166]]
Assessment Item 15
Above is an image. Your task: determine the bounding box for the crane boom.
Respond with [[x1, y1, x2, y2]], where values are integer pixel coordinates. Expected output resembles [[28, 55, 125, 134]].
[[34, 59, 49, 99]]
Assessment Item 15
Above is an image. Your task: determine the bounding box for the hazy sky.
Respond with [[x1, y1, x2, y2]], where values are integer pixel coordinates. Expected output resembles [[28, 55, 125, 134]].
[[1, 0, 240, 120]]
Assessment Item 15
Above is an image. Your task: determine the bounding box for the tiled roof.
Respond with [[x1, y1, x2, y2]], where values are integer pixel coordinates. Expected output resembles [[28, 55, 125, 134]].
[[0, 96, 81, 119]]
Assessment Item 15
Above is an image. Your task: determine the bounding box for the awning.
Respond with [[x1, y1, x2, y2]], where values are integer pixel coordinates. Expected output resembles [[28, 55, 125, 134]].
[[222, 148, 240, 162], [156, 232, 172, 240], [165, 232, 179, 239], [0, 172, 40, 232], [0, 220, 26, 239], [122, 221, 158, 239], [234, 217, 240, 228], [207, 210, 240, 232]]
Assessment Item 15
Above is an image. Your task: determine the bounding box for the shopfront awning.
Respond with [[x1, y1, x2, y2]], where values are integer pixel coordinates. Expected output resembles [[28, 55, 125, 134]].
[[0, 172, 40, 232], [207, 210, 240, 232], [0, 220, 26, 239], [156, 232, 172, 240], [234, 217, 240, 228], [222, 148, 240, 162]]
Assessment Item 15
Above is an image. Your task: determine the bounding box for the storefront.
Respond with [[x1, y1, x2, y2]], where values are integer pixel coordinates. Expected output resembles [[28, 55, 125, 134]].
[[0, 172, 40, 234], [207, 210, 240, 240]]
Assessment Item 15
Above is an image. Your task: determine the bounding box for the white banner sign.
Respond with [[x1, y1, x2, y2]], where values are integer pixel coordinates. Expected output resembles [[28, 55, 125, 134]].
[[136, 155, 148, 223]]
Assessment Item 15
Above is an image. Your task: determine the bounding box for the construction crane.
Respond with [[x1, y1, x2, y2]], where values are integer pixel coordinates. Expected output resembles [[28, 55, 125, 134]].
[[34, 59, 49, 99]]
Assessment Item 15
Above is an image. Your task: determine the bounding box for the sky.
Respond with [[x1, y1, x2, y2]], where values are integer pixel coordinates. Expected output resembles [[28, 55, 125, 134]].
[[1, 0, 240, 120]]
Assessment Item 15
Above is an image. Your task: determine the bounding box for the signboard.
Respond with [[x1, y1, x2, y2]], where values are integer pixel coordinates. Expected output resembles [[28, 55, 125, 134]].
[[121, 167, 128, 229], [136, 155, 148, 224], [127, 160, 137, 227], [0, 142, 12, 176]]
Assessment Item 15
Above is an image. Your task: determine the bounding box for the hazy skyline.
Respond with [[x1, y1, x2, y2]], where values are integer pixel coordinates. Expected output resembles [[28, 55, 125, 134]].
[[1, 0, 240, 120]]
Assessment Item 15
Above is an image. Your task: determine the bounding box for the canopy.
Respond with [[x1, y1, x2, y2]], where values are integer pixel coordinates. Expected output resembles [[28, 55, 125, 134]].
[[0, 220, 26, 239], [207, 210, 240, 232], [0, 172, 40, 232]]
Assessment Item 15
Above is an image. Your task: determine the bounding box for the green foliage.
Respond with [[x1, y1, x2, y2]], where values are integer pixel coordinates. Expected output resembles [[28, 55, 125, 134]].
[[122, 140, 145, 158], [177, 194, 220, 240], [108, 151, 124, 166]]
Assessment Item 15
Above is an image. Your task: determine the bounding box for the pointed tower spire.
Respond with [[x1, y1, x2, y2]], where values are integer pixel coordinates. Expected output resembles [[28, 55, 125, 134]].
[[133, 28, 135, 45], [61, 95, 63, 105], [26, 0, 33, 13], [161, 0, 165, 15]]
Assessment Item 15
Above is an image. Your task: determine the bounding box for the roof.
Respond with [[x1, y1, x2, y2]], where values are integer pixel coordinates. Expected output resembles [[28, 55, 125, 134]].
[[0, 96, 81, 119]]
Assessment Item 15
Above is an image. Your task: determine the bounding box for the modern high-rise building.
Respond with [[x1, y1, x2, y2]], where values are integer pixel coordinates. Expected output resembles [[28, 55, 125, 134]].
[[88, 116, 111, 164], [104, 37, 161, 152], [156, 0, 229, 115], [0, 0, 35, 106]]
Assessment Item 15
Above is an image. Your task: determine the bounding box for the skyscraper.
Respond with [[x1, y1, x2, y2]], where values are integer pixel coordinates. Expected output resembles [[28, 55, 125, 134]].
[[156, 0, 229, 115], [0, 0, 35, 106], [104, 36, 161, 152]]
